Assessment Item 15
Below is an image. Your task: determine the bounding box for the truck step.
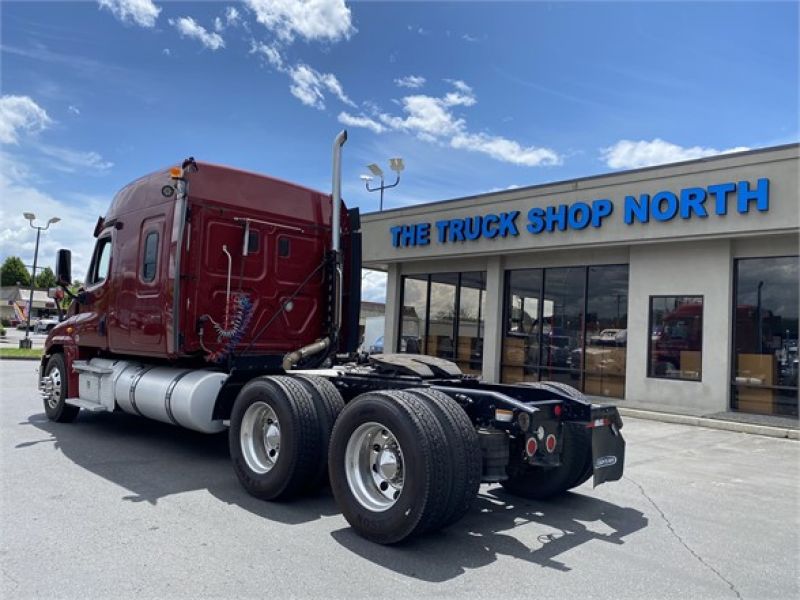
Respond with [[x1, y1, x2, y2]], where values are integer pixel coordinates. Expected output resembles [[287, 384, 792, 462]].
[[65, 398, 108, 412], [72, 360, 114, 375]]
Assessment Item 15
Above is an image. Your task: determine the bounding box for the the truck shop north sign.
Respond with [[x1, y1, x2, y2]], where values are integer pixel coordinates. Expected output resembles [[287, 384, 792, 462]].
[[389, 178, 769, 247]]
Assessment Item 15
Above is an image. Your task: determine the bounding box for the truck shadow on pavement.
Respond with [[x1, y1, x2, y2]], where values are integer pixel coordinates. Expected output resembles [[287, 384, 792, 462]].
[[331, 489, 648, 581], [22, 410, 339, 525], [22, 410, 647, 580]]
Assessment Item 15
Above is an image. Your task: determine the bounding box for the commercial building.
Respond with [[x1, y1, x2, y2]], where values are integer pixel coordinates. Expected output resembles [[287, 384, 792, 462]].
[[0, 286, 58, 324], [360, 144, 799, 418]]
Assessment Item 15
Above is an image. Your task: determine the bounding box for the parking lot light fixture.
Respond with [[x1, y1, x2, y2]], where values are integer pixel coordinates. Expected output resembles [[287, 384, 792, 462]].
[[20, 214, 60, 349], [363, 158, 404, 211]]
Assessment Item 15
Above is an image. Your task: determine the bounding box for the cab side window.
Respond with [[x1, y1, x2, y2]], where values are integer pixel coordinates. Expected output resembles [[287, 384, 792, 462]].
[[142, 231, 159, 282], [88, 236, 112, 285]]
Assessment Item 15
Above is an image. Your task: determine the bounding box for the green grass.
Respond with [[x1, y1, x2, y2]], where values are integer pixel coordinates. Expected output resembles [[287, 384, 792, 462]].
[[0, 347, 43, 359]]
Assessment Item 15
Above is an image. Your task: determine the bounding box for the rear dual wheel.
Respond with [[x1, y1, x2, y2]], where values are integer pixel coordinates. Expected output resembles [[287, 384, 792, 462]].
[[328, 388, 479, 544], [229, 374, 343, 500]]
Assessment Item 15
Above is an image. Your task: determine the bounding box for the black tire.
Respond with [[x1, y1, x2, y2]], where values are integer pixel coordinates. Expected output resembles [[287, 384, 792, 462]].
[[42, 354, 79, 423], [406, 388, 481, 528], [229, 375, 322, 501], [501, 422, 591, 500], [291, 374, 345, 491], [328, 389, 452, 544]]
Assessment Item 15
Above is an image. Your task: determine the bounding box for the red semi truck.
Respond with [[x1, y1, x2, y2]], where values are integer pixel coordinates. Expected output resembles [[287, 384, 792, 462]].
[[39, 131, 625, 544]]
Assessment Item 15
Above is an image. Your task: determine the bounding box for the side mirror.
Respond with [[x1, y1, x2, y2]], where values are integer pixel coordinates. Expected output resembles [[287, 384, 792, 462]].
[[56, 249, 72, 286]]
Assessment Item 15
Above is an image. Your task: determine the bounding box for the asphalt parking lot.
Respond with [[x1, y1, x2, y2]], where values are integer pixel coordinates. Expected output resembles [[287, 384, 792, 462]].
[[1, 359, 798, 599]]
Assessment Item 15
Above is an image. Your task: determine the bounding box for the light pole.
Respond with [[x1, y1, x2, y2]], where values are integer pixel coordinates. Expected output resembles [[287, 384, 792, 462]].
[[361, 157, 404, 211], [20, 213, 60, 349]]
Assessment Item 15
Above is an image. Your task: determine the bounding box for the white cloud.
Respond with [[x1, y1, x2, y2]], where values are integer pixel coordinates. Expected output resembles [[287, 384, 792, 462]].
[[36, 144, 114, 173], [394, 75, 426, 89], [225, 6, 241, 27], [450, 133, 561, 167], [162, 48, 171, 56], [0, 95, 52, 144], [601, 138, 750, 169], [288, 64, 354, 110], [97, 0, 160, 28], [169, 17, 225, 51], [381, 93, 465, 138], [68, 105, 80, 116], [214, 17, 224, 32], [0, 155, 107, 280], [351, 81, 561, 167], [245, 0, 355, 43], [462, 33, 479, 43], [250, 40, 284, 69], [337, 112, 385, 134]]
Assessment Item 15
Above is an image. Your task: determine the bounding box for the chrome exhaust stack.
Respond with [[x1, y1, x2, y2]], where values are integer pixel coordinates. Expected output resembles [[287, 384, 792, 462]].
[[283, 130, 347, 371], [330, 129, 347, 342]]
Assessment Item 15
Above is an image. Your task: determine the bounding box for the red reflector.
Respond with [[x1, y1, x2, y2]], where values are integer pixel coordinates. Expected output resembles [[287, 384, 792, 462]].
[[554, 404, 562, 417], [545, 434, 557, 453], [525, 437, 538, 456]]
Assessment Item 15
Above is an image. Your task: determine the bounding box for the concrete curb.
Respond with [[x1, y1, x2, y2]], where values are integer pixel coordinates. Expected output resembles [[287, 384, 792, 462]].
[[618, 407, 799, 440], [0, 356, 42, 362]]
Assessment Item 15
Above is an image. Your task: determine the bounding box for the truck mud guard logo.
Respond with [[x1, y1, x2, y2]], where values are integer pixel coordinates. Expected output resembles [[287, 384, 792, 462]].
[[595, 455, 618, 469]]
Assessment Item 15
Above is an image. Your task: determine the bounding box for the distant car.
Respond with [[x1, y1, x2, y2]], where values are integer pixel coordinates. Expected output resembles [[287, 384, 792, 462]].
[[34, 318, 59, 333], [368, 335, 421, 355], [369, 335, 384, 354]]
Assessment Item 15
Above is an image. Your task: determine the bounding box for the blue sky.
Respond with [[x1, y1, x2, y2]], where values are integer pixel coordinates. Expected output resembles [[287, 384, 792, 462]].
[[1, 1, 797, 299]]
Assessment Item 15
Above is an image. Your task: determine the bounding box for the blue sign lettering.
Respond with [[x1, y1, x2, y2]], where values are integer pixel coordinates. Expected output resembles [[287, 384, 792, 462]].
[[390, 179, 769, 247]]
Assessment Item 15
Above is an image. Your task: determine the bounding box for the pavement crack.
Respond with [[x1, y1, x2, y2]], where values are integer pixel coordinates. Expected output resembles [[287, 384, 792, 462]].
[[625, 476, 743, 600]]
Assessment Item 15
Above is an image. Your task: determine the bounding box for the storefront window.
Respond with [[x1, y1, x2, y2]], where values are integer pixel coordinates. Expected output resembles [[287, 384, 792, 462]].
[[501, 265, 628, 398], [540, 268, 585, 384], [397, 271, 487, 376], [584, 266, 628, 398], [399, 275, 427, 353], [648, 296, 703, 381], [503, 269, 542, 383], [457, 272, 486, 375], [732, 257, 799, 416], [428, 274, 458, 360]]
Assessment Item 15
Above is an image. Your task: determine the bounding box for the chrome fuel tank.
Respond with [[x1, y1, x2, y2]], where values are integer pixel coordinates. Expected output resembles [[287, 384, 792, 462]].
[[110, 363, 227, 433]]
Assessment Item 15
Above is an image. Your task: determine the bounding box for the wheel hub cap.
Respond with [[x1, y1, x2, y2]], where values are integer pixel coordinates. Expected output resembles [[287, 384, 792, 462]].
[[345, 423, 404, 512], [240, 401, 280, 474]]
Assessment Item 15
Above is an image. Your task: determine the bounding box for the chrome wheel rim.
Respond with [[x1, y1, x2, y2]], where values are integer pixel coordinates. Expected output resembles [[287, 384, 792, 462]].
[[345, 422, 404, 512], [240, 401, 280, 474], [47, 368, 62, 410]]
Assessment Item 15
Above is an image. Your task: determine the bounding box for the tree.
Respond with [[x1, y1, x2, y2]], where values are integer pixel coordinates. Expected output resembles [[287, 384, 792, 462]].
[[1, 256, 30, 287], [35, 267, 57, 289]]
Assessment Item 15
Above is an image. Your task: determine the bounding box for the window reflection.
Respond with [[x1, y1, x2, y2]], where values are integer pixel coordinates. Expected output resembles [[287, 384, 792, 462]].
[[397, 271, 487, 376], [503, 269, 542, 382], [648, 296, 703, 381], [457, 272, 486, 375], [733, 256, 799, 416], [584, 266, 628, 398], [399, 276, 427, 353], [501, 265, 628, 398], [540, 268, 584, 383], [428, 273, 458, 360]]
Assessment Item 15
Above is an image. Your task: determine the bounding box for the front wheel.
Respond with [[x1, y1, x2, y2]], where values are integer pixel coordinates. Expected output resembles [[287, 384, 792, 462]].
[[42, 354, 79, 423]]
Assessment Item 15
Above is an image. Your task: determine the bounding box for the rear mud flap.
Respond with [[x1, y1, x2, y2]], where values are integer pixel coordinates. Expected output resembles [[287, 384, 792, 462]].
[[592, 424, 625, 487]]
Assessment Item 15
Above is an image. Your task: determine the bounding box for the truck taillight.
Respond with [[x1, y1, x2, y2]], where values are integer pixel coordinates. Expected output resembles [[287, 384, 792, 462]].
[[545, 434, 557, 453], [587, 417, 610, 428], [525, 437, 538, 456], [554, 404, 562, 417]]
